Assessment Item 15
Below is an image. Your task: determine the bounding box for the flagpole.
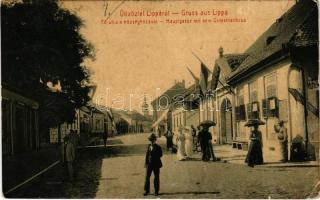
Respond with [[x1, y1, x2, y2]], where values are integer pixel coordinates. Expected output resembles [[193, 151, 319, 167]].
[[217, 79, 235, 95], [191, 51, 212, 74], [214, 88, 222, 144]]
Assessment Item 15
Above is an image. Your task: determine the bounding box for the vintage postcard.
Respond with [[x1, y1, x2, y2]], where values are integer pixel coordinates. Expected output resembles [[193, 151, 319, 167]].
[[1, 0, 319, 198]]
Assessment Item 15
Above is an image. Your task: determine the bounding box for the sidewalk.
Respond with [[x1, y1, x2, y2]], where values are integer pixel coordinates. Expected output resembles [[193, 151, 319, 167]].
[[159, 136, 320, 168], [3, 144, 61, 193], [214, 144, 319, 167]]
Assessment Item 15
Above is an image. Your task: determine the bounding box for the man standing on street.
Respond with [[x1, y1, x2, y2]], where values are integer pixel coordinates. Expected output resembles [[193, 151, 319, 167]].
[[198, 125, 214, 161], [65, 135, 75, 182], [164, 129, 173, 151], [274, 120, 288, 162], [144, 133, 163, 196]]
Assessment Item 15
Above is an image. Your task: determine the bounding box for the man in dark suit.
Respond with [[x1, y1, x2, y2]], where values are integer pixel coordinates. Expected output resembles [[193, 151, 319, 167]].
[[144, 133, 162, 196]]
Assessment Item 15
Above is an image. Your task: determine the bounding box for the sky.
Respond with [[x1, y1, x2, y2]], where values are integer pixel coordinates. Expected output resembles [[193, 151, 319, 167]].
[[62, 0, 295, 113]]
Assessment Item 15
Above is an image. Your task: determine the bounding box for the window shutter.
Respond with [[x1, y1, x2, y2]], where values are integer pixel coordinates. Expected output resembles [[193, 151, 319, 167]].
[[262, 99, 268, 118], [274, 97, 279, 117], [213, 107, 216, 123], [251, 101, 260, 119], [235, 106, 240, 122], [240, 104, 246, 120], [246, 103, 252, 119]]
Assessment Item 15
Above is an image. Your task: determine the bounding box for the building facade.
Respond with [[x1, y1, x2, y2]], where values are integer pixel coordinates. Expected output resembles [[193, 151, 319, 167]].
[[199, 0, 318, 162], [151, 80, 187, 136], [2, 86, 40, 156]]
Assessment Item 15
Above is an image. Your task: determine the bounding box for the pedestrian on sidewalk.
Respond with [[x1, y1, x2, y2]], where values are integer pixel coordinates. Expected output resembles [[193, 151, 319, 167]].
[[274, 120, 288, 162], [198, 121, 215, 161], [184, 126, 194, 158], [65, 135, 75, 181], [245, 119, 264, 167], [191, 125, 198, 152], [69, 130, 79, 159], [102, 128, 108, 148], [164, 129, 173, 151], [176, 127, 187, 161], [144, 133, 163, 196]]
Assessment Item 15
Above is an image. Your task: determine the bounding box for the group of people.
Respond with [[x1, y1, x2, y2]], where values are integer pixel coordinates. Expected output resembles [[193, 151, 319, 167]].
[[144, 119, 289, 195], [164, 122, 217, 162], [61, 129, 80, 182]]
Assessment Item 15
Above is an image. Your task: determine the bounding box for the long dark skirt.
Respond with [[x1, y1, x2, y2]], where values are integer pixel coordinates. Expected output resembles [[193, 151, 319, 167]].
[[166, 137, 173, 149], [280, 141, 288, 162], [201, 144, 211, 161], [245, 140, 263, 167]]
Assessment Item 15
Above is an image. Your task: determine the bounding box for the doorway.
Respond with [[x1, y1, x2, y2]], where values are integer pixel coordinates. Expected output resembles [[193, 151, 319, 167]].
[[220, 98, 233, 144]]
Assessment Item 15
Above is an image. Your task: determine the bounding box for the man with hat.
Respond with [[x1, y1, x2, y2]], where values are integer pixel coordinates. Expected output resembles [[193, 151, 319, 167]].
[[144, 133, 163, 196], [198, 121, 216, 161], [274, 120, 288, 162]]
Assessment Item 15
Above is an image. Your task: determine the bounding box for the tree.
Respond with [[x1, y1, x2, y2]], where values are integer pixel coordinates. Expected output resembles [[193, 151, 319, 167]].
[[2, 0, 95, 142]]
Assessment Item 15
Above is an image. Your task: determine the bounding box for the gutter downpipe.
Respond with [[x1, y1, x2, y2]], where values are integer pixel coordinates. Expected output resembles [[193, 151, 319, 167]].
[[302, 68, 309, 160]]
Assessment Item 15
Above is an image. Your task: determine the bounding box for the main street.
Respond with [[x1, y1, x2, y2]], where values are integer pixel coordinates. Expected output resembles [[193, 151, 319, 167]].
[[12, 133, 319, 198]]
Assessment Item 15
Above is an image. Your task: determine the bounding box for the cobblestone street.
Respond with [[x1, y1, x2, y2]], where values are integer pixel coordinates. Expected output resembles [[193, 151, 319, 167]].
[[10, 133, 319, 198]]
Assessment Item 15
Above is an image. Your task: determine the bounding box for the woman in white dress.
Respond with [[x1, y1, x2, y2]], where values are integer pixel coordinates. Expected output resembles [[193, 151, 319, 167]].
[[176, 128, 186, 161], [184, 126, 193, 158]]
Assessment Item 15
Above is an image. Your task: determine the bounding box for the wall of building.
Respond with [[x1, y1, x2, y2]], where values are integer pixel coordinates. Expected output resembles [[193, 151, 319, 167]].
[[172, 107, 199, 132], [91, 112, 105, 134], [233, 59, 292, 162], [199, 90, 235, 144], [172, 107, 185, 133], [185, 109, 199, 128], [49, 110, 80, 143], [2, 88, 39, 155]]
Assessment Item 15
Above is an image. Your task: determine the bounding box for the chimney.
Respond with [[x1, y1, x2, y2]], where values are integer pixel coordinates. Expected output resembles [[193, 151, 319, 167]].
[[181, 80, 185, 88], [219, 47, 224, 57]]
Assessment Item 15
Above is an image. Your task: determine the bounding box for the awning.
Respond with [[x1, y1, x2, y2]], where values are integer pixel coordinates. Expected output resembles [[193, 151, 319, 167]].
[[152, 109, 169, 128]]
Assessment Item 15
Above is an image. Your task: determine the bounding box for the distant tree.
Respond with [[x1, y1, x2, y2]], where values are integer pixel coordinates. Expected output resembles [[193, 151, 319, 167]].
[[2, 0, 95, 142]]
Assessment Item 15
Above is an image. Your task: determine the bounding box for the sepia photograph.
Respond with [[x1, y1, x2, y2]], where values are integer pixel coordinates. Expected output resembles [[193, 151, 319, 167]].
[[1, 0, 319, 198]]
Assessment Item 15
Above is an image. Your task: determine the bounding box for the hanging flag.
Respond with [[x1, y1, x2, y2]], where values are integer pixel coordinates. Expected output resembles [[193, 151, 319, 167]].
[[199, 62, 209, 96], [187, 67, 199, 85], [211, 64, 221, 91]]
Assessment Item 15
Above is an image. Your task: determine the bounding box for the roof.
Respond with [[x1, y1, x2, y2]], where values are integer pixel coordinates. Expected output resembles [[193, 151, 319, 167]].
[[211, 54, 246, 88], [228, 0, 318, 82], [111, 109, 152, 123], [151, 82, 187, 108], [130, 111, 153, 121], [289, 8, 318, 47], [223, 54, 249, 72]]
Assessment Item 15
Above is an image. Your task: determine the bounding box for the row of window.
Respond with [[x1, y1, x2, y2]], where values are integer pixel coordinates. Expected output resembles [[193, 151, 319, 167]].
[[235, 97, 279, 121], [237, 72, 277, 104], [173, 112, 184, 129], [235, 72, 278, 121]]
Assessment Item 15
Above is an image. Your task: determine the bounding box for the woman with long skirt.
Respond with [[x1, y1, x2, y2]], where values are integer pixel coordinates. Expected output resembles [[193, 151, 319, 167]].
[[176, 129, 186, 161], [245, 119, 264, 167], [184, 127, 194, 158]]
